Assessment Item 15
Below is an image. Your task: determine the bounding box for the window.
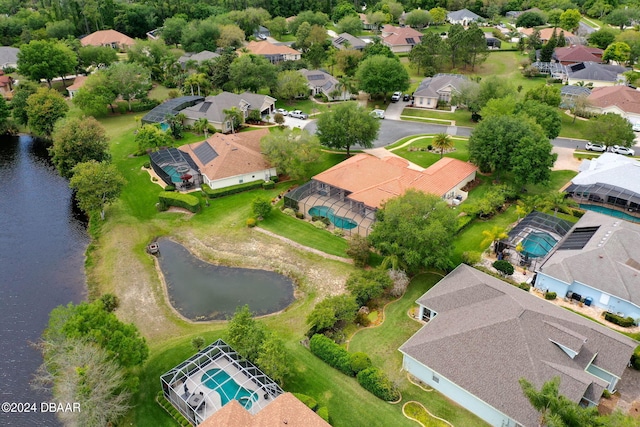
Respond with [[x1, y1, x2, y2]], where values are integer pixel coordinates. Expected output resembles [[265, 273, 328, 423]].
[[432, 374, 439, 383], [239, 179, 243, 183]]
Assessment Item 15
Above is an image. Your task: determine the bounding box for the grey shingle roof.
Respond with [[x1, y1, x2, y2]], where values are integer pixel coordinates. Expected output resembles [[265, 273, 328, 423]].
[[447, 8, 481, 22], [540, 209, 640, 306], [178, 50, 220, 65], [400, 264, 637, 427], [181, 92, 275, 123], [561, 85, 592, 96], [413, 74, 468, 98], [332, 33, 367, 50], [0, 46, 18, 67], [566, 62, 628, 82]]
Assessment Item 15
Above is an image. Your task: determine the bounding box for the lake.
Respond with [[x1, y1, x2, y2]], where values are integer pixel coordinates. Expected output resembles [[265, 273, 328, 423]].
[[0, 135, 88, 426]]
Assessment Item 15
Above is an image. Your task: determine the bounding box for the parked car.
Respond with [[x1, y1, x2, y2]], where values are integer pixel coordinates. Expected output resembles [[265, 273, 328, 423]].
[[585, 142, 607, 152], [633, 123, 640, 132], [257, 33, 267, 40], [403, 94, 410, 102], [609, 145, 635, 156], [391, 92, 402, 102], [289, 110, 308, 119], [370, 109, 385, 119], [275, 108, 288, 116]]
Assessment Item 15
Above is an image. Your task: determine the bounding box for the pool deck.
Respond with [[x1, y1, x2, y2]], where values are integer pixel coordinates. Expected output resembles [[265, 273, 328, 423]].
[[171, 356, 271, 423], [298, 194, 375, 236]]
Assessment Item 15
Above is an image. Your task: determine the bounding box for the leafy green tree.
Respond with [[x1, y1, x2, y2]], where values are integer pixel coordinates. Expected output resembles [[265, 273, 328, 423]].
[[229, 54, 277, 93], [113, 2, 157, 38], [304, 42, 327, 69], [336, 15, 362, 35], [345, 269, 393, 306], [429, 7, 448, 24], [516, 11, 546, 27], [107, 62, 151, 111], [405, 9, 432, 29], [260, 128, 321, 180], [218, 24, 246, 48], [287, 10, 329, 35], [524, 84, 562, 108], [464, 23, 489, 70], [11, 80, 39, 126], [50, 117, 109, 178], [605, 8, 640, 31], [346, 234, 371, 268], [162, 16, 187, 46], [368, 190, 458, 273], [77, 45, 118, 70], [587, 113, 635, 147], [25, 87, 69, 138], [306, 295, 358, 335], [479, 95, 518, 119], [69, 161, 126, 220], [226, 7, 271, 37], [587, 1, 613, 19], [181, 19, 220, 52], [135, 124, 172, 154], [223, 107, 243, 133], [17, 39, 77, 88], [332, 2, 358, 22], [356, 55, 409, 101], [469, 115, 556, 185], [366, 11, 386, 31], [454, 75, 512, 116], [603, 41, 631, 64], [295, 21, 312, 52], [409, 32, 445, 75], [480, 226, 508, 249], [336, 49, 363, 76], [432, 133, 454, 158], [256, 333, 290, 386], [266, 17, 287, 39], [517, 100, 563, 139], [126, 39, 174, 81], [362, 38, 396, 59], [73, 71, 118, 116], [560, 9, 582, 31], [588, 28, 617, 49], [45, 19, 75, 40], [226, 305, 265, 361], [316, 102, 380, 156], [252, 196, 272, 220]]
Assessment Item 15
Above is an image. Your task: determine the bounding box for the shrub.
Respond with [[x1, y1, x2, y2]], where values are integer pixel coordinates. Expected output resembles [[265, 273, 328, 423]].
[[295, 211, 304, 219], [99, 293, 119, 312], [462, 251, 481, 266], [311, 215, 330, 226], [544, 291, 557, 300], [309, 334, 354, 376], [312, 220, 327, 229], [143, 161, 150, 168], [292, 393, 318, 411], [355, 312, 371, 327], [191, 336, 205, 350], [252, 196, 272, 219], [316, 406, 329, 422], [518, 282, 531, 292], [158, 191, 200, 213], [350, 352, 373, 374], [201, 181, 263, 198], [270, 175, 279, 183], [164, 185, 175, 191], [427, 144, 433, 151], [356, 367, 400, 401], [282, 207, 296, 217], [346, 269, 393, 306], [346, 234, 371, 268], [492, 260, 514, 276], [602, 389, 611, 398], [262, 180, 275, 189], [631, 346, 640, 370], [388, 269, 409, 297], [604, 312, 636, 327], [246, 218, 257, 228], [456, 215, 475, 232], [332, 228, 344, 237]]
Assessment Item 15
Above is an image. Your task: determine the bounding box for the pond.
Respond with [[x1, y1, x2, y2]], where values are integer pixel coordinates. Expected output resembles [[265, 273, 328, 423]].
[[156, 238, 295, 320]]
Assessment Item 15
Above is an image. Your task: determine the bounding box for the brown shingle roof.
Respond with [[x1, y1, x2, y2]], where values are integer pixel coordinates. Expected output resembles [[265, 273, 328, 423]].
[[381, 25, 423, 46], [554, 45, 603, 64], [520, 27, 575, 41], [198, 393, 331, 427], [588, 85, 640, 115], [80, 29, 135, 47], [179, 128, 272, 181], [313, 154, 477, 209], [244, 40, 301, 56], [66, 75, 87, 91]]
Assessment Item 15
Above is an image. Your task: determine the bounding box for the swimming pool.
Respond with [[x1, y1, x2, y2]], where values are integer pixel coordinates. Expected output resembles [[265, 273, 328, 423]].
[[579, 204, 640, 223], [163, 165, 183, 183], [201, 368, 258, 409], [308, 206, 358, 230], [521, 231, 557, 258]]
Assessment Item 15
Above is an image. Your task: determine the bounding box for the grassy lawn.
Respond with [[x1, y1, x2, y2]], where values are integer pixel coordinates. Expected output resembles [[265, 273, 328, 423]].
[[558, 113, 590, 140], [149, 84, 173, 101], [401, 108, 475, 127], [349, 273, 489, 427], [404, 401, 452, 427], [275, 98, 329, 115], [392, 136, 469, 168]]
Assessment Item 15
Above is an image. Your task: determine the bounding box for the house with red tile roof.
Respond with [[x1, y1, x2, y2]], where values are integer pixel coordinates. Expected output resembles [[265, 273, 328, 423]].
[[80, 29, 135, 50], [286, 153, 477, 235], [380, 24, 423, 53], [519, 27, 575, 44], [66, 75, 87, 99], [0, 74, 13, 99], [586, 85, 640, 125], [198, 393, 330, 427], [242, 40, 301, 64], [553, 45, 603, 65]]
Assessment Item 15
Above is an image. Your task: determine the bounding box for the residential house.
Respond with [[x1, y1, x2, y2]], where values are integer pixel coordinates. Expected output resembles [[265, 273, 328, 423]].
[[519, 27, 576, 44], [66, 75, 87, 99], [80, 29, 135, 50], [447, 8, 481, 25], [178, 51, 220, 68], [565, 62, 628, 87], [380, 25, 423, 53], [299, 69, 350, 101], [586, 85, 640, 125], [359, 13, 378, 31], [554, 45, 603, 65], [560, 85, 592, 108], [0, 46, 19, 69], [181, 92, 276, 133], [198, 393, 330, 427], [285, 154, 477, 236], [0, 74, 12, 99], [242, 41, 302, 64], [178, 128, 276, 189], [412, 74, 469, 109], [400, 264, 637, 427], [534, 209, 640, 323], [332, 32, 367, 51]]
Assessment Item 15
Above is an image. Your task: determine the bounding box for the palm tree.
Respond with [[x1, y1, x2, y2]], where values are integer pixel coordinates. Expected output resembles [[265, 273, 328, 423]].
[[432, 133, 454, 158], [480, 226, 508, 253], [543, 192, 577, 217], [193, 118, 209, 136]]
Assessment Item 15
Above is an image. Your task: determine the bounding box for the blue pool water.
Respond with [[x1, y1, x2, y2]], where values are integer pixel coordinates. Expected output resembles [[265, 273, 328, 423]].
[[579, 204, 640, 223], [201, 369, 258, 409], [160, 122, 170, 131], [308, 206, 358, 230], [521, 231, 557, 258], [163, 165, 182, 183]]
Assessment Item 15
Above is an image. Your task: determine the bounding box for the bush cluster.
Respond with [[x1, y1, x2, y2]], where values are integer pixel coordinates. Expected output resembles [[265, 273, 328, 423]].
[[158, 191, 200, 213], [356, 367, 400, 402], [262, 180, 275, 189], [282, 208, 296, 217], [518, 282, 531, 292], [309, 334, 354, 376], [631, 347, 640, 370], [493, 260, 515, 276], [461, 251, 481, 266], [604, 312, 636, 327], [246, 218, 256, 227], [544, 291, 557, 300], [201, 181, 263, 198], [349, 352, 373, 374]]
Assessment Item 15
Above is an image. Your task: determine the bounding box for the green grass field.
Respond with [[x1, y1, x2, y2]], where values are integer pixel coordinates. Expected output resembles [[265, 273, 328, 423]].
[[392, 136, 470, 168]]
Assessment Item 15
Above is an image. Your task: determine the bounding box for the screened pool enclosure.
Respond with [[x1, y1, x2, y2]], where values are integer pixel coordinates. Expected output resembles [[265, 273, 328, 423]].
[[160, 339, 283, 426], [149, 148, 201, 188]]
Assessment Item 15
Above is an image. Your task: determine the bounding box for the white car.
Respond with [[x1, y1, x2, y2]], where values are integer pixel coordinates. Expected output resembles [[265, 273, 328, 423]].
[[275, 108, 288, 116], [390, 92, 402, 102], [289, 110, 308, 119], [633, 123, 640, 132], [370, 109, 385, 119], [585, 142, 607, 152], [609, 145, 635, 156]]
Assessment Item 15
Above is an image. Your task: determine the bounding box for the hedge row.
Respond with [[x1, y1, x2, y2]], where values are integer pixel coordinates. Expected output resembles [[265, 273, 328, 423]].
[[158, 191, 200, 213], [201, 181, 264, 198], [356, 367, 401, 402], [309, 334, 353, 376], [604, 312, 636, 327]]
